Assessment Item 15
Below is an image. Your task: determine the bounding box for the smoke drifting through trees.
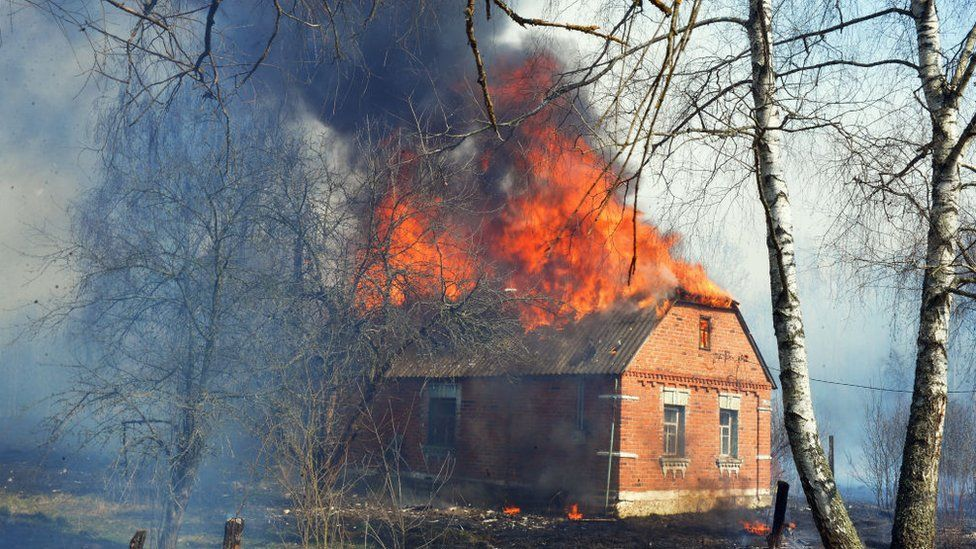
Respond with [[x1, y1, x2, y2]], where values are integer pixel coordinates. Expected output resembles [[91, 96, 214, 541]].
[[23, 3, 740, 543], [854, 375, 976, 545], [39, 96, 529, 545], [40, 102, 276, 547], [15, 0, 976, 546]]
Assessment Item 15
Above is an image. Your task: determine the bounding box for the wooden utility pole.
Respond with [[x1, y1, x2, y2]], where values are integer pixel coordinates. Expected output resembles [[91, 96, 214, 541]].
[[768, 481, 790, 548], [129, 530, 147, 549], [222, 517, 244, 549]]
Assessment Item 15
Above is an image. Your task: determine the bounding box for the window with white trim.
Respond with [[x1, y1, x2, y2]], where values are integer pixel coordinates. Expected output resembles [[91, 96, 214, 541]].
[[719, 409, 739, 457], [664, 404, 686, 456]]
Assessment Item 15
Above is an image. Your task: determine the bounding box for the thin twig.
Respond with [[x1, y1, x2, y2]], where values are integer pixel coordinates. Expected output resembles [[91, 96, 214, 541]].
[[492, 0, 626, 45], [464, 0, 501, 139]]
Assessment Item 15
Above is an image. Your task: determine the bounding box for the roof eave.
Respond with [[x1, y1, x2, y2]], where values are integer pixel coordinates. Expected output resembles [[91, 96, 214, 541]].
[[730, 304, 777, 390]]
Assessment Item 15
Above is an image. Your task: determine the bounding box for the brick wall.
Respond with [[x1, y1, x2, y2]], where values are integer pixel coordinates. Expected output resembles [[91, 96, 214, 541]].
[[628, 301, 772, 386], [358, 374, 619, 511], [614, 302, 774, 514]]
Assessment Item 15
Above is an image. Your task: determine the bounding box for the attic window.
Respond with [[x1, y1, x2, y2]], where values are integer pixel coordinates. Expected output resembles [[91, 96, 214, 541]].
[[698, 316, 712, 350]]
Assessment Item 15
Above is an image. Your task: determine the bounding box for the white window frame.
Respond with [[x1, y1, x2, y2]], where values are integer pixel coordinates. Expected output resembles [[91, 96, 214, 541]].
[[663, 404, 686, 456], [719, 408, 739, 458]]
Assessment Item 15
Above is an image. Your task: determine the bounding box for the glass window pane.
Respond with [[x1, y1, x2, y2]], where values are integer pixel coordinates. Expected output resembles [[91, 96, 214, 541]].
[[428, 397, 457, 447], [677, 406, 685, 456], [730, 410, 738, 457], [576, 379, 585, 431], [719, 409, 738, 457], [664, 405, 686, 457]]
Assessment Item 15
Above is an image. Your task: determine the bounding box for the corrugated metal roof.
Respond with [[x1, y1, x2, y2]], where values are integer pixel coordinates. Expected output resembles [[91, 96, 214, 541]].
[[386, 302, 669, 378]]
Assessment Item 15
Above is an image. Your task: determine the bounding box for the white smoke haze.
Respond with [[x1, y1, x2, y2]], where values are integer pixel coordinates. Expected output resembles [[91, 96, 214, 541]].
[[0, 1, 880, 467], [0, 9, 97, 310], [0, 7, 101, 439]]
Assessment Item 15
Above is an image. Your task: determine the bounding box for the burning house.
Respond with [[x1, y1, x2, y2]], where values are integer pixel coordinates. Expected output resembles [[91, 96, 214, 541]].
[[349, 56, 775, 516], [358, 292, 774, 516]]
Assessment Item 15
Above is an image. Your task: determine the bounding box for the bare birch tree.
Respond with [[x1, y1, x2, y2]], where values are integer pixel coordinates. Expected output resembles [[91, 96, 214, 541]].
[[890, 2, 975, 544], [813, 3, 976, 543], [745, 0, 862, 544]]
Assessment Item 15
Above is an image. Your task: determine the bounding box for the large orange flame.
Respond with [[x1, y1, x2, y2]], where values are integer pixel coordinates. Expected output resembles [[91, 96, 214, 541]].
[[503, 504, 521, 516], [356, 54, 731, 328], [356, 190, 475, 310], [488, 112, 729, 328]]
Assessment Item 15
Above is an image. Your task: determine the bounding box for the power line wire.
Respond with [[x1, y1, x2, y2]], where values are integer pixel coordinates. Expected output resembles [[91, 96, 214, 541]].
[[767, 366, 976, 394]]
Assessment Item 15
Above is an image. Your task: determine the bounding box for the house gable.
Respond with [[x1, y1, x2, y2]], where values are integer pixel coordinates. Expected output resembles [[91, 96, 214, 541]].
[[623, 300, 774, 389]]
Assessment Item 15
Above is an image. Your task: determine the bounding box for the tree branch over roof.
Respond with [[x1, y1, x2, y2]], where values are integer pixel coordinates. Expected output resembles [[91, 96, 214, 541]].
[[464, 0, 500, 138]]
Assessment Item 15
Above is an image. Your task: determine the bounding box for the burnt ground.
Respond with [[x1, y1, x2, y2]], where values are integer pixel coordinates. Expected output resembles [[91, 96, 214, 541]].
[[1, 445, 974, 548], [381, 505, 808, 548]]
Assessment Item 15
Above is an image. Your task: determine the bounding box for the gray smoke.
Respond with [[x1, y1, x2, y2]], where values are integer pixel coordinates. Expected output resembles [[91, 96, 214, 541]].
[[230, 0, 518, 136]]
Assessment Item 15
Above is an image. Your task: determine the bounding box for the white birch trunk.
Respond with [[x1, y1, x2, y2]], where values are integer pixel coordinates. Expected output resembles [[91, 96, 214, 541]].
[[747, 0, 863, 545], [891, 1, 961, 546]]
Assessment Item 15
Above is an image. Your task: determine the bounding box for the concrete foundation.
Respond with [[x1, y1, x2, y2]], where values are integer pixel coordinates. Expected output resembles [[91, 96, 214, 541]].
[[615, 487, 772, 516]]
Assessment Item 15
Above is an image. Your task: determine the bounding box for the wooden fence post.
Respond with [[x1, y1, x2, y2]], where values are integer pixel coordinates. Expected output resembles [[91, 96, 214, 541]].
[[129, 530, 147, 549], [222, 517, 244, 549], [827, 435, 837, 475], [767, 480, 790, 548]]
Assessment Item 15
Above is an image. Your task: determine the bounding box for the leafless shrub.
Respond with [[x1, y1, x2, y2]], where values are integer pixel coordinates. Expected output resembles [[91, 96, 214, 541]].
[[237, 126, 525, 546], [852, 395, 908, 514], [353, 398, 456, 549], [937, 399, 976, 533]]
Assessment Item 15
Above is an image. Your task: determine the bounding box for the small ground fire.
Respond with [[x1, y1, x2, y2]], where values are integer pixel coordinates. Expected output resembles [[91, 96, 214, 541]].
[[741, 520, 771, 535]]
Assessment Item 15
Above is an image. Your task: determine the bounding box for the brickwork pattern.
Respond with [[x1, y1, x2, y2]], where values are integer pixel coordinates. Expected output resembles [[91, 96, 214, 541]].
[[358, 375, 618, 507], [616, 303, 773, 512]]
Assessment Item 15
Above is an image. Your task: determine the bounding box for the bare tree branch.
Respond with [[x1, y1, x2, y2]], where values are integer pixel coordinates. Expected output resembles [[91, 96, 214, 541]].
[[491, 0, 626, 44], [464, 0, 500, 138]]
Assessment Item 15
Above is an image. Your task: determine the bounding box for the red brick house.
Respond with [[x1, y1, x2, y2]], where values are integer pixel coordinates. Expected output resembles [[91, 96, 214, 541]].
[[361, 295, 776, 516]]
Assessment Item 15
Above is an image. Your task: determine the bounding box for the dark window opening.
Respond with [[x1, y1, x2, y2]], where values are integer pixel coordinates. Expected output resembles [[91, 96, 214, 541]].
[[427, 395, 457, 448], [576, 378, 585, 431], [663, 404, 686, 456], [720, 409, 739, 457], [699, 316, 712, 350]]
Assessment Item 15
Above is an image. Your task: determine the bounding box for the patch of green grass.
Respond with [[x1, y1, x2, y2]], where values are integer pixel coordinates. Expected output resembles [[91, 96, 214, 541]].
[[0, 488, 148, 543], [0, 487, 302, 547]]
